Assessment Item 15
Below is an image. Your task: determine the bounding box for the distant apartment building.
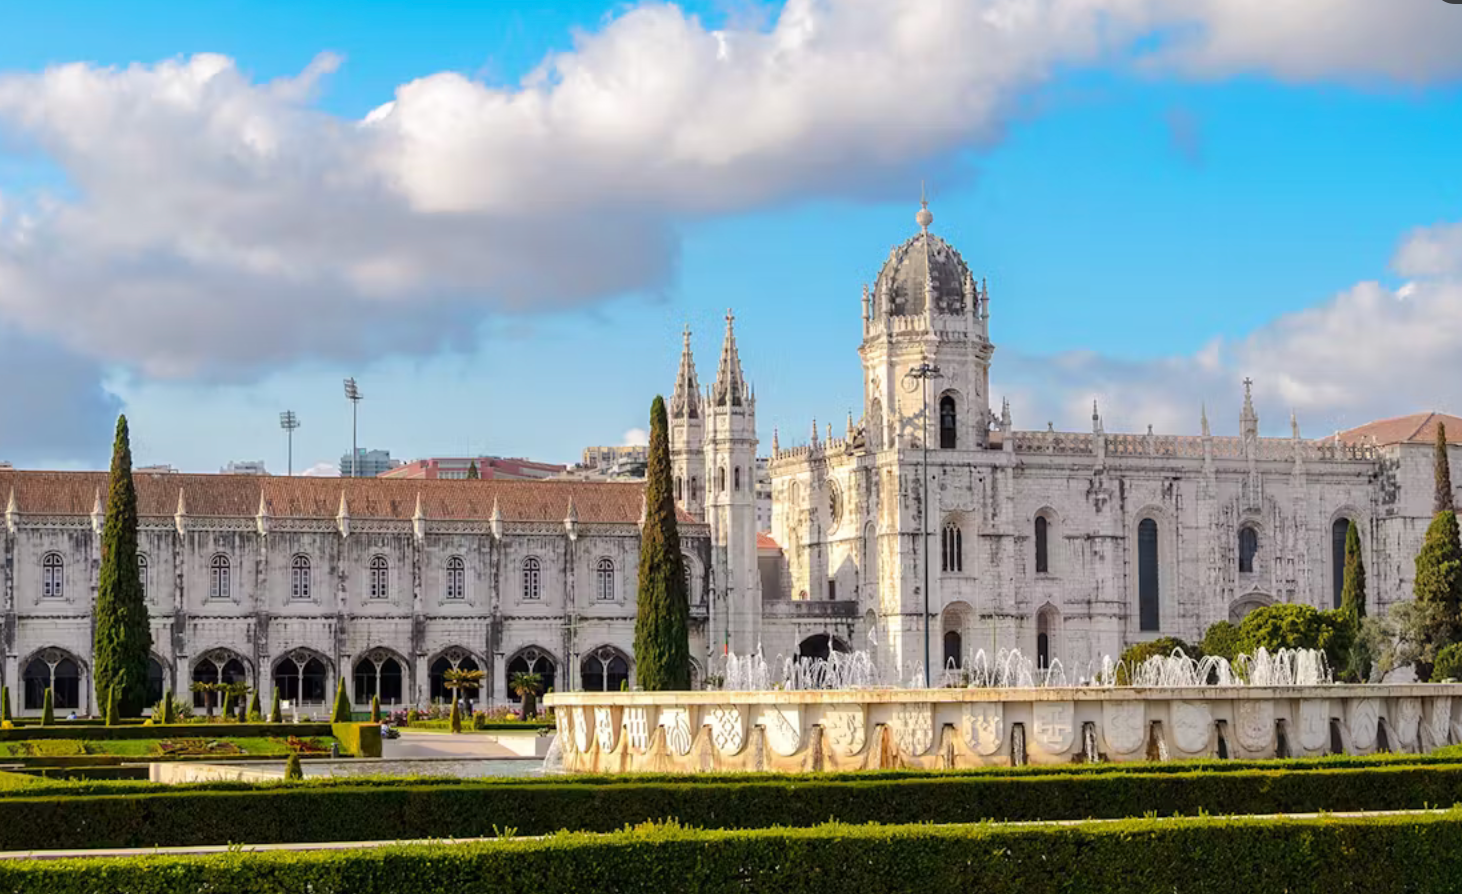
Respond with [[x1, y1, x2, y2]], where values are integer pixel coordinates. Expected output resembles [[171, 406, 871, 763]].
[[381, 456, 566, 481], [339, 448, 400, 478], [221, 460, 269, 475], [581, 444, 649, 470], [136, 464, 178, 474]]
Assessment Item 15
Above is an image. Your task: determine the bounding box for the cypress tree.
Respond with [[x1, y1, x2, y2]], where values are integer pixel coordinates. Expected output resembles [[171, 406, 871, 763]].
[[248, 690, 262, 722], [1414, 509, 1462, 681], [283, 751, 303, 781], [162, 689, 176, 725], [269, 687, 282, 723], [93, 415, 153, 717], [1340, 519, 1367, 621], [1, 686, 11, 723], [1438, 423, 1456, 515], [41, 688, 53, 726], [331, 679, 351, 723], [105, 685, 119, 725], [370, 694, 381, 723], [632, 395, 691, 691], [467, 461, 480, 480]]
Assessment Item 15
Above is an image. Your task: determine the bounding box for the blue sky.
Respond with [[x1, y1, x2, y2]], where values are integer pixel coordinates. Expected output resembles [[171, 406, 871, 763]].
[[1, 1, 1461, 473]]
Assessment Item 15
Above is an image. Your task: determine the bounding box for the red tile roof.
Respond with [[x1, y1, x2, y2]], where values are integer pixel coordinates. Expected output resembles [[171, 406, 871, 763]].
[[0, 470, 698, 525], [1336, 412, 1462, 447], [757, 532, 781, 551]]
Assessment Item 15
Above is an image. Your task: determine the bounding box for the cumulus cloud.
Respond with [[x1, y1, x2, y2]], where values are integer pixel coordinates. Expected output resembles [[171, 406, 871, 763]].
[[0, 329, 122, 465], [0, 0, 1458, 380], [622, 428, 649, 446], [299, 462, 341, 477]]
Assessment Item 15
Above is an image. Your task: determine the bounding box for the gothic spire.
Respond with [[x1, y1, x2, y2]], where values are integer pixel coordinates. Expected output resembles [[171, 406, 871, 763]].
[[711, 309, 749, 408], [670, 324, 701, 420], [1241, 377, 1258, 441]]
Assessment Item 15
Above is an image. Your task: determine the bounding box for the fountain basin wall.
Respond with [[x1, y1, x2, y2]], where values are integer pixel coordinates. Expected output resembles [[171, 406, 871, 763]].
[[544, 685, 1462, 773]]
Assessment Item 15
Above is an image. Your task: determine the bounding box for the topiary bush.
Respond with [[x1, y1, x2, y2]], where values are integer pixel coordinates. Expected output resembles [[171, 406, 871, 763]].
[[370, 695, 381, 724], [283, 752, 303, 782], [1433, 643, 1462, 682], [331, 681, 351, 724], [269, 687, 282, 724], [41, 689, 53, 726]]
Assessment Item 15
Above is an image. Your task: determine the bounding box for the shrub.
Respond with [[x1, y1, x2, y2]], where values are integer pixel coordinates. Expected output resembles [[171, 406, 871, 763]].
[[1433, 643, 1462, 682], [152, 695, 192, 725], [449, 696, 462, 734], [269, 688, 282, 724], [0, 687, 10, 723], [1115, 638, 1197, 684], [105, 686, 119, 726], [0, 723, 334, 743], [248, 692, 262, 723], [283, 752, 303, 782], [331, 681, 351, 724], [40, 689, 53, 726], [332, 723, 383, 758], [1235, 603, 1353, 671], [370, 695, 381, 724], [1200, 622, 1242, 663]]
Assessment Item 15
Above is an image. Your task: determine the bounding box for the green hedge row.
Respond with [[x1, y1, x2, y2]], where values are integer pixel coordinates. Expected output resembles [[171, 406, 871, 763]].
[[0, 722, 334, 742], [407, 719, 551, 732], [7, 762, 1462, 851], [332, 723, 382, 758], [3, 813, 1462, 893]]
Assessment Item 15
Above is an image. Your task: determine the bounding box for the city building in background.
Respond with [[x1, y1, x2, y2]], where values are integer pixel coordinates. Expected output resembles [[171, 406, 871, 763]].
[[136, 464, 178, 474], [581, 444, 648, 470], [382, 456, 566, 480], [221, 460, 269, 475], [339, 448, 401, 478]]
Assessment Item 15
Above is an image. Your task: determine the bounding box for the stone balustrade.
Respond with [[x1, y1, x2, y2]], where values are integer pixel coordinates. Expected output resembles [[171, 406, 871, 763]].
[[545, 685, 1462, 773]]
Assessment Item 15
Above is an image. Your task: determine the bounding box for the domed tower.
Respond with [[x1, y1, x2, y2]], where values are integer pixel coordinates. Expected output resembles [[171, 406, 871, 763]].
[[858, 191, 994, 452]]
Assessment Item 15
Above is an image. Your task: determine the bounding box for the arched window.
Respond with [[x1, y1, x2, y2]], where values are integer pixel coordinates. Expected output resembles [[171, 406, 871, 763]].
[[272, 652, 326, 706], [941, 523, 963, 573], [734, 466, 742, 491], [193, 650, 248, 709], [1035, 516, 1049, 574], [146, 656, 166, 707], [291, 554, 311, 600], [137, 554, 149, 600], [506, 648, 556, 703], [795, 634, 849, 661], [943, 630, 963, 670], [429, 649, 483, 703], [717, 467, 726, 493], [23, 650, 82, 711], [682, 557, 695, 602], [353, 651, 405, 705], [940, 395, 957, 449], [446, 556, 466, 600], [1332, 518, 1350, 609], [690, 476, 699, 502], [522, 557, 542, 601], [368, 555, 389, 600], [675, 476, 683, 502], [209, 554, 231, 601], [41, 553, 64, 599], [1138, 518, 1160, 631], [581, 646, 630, 692], [595, 558, 616, 601], [1238, 526, 1259, 574], [1037, 609, 1055, 670]]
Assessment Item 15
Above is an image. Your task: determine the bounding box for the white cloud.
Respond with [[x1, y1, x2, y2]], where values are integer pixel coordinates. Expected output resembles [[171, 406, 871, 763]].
[[0, 0, 1457, 380], [299, 462, 340, 477], [622, 428, 649, 446]]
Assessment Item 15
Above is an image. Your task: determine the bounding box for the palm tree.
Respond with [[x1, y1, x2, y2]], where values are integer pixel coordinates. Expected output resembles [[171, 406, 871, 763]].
[[510, 671, 544, 720], [189, 681, 226, 718], [223, 682, 252, 722], [443, 668, 485, 733]]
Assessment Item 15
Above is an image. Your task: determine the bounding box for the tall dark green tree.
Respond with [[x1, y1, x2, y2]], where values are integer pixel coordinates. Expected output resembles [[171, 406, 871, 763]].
[[632, 396, 690, 691], [1340, 519, 1367, 621], [467, 461, 480, 480], [1438, 422, 1455, 515], [93, 415, 153, 717], [1413, 510, 1462, 681]]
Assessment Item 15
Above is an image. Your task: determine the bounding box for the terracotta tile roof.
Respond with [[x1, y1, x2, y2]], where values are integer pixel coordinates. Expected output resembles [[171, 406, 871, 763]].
[[1335, 412, 1462, 447], [0, 470, 699, 525], [757, 532, 781, 551]]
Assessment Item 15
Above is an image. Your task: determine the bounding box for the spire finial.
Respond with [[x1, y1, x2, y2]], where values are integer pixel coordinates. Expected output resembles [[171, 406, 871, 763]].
[[725, 307, 735, 328], [916, 181, 933, 232]]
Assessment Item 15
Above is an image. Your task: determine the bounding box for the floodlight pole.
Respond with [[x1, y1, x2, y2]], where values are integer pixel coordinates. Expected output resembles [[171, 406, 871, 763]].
[[279, 411, 300, 476], [344, 379, 362, 477], [904, 358, 941, 688]]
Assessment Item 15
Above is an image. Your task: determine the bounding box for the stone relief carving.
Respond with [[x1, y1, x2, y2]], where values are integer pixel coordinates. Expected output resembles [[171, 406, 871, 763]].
[[709, 705, 746, 754], [1425, 696, 1453, 749], [758, 706, 802, 756], [1170, 701, 1211, 754], [1394, 697, 1422, 747], [962, 703, 1004, 756], [572, 706, 590, 753], [1297, 700, 1328, 752], [1346, 698, 1378, 751], [594, 706, 618, 752], [1032, 702, 1074, 753], [659, 707, 693, 756], [556, 710, 574, 754], [1236, 699, 1274, 752], [823, 705, 866, 755], [625, 707, 650, 752], [1101, 700, 1145, 755], [891, 702, 933, 756]]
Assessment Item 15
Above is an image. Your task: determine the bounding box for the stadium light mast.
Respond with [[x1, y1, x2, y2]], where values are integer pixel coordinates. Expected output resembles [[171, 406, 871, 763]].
[[343, 378, 363, 478], [279, 411, 301, 476]]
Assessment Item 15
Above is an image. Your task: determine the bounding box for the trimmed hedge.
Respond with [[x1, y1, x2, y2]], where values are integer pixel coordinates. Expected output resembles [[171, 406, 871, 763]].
[[332, 723, 383, 758], [0, 722, 333, 742], [7, 762, 1462, 850], [3, 813, 1462, 893]]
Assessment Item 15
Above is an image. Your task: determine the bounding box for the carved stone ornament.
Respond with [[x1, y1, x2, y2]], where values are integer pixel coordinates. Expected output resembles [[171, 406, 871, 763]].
[[1394, 697, 1422, 747], [758, 705, 802, 756], [962, 703, 1004, 756], [1346, 698, 1379, 751], [891, 702, 933, 757], [625, 707, 650, 752], [594, 706, 618, 752], [1236, 699, 1274, 752], [1101, 700, 1145, 755], [572, 706, 590, 753], [1032, 702, 1074, 753], [822, 705, 866, 755], [1297, 699, 1328, 752], [659, 707, 693, 757], [556, 710, 574, 754], [1426, 696, 1453, 749], [1170, 700, 1212, 754], [708, 705, 746, 755]]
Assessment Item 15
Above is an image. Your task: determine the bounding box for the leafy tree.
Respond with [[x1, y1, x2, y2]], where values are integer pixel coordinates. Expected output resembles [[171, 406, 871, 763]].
[[283, 751, 303, 781], [1340, 520, 1367, 622], [1115, 637, 1197, 685], [510, 671, 543, 720], [105, 685, 120, 726], [41, 688, 53, 726], [466, 461, 480, 480], [1199, 622, 1242, 663], [269, 687, 283, 723], [190, 681, 223, 718], [331, 679, 351, 723], [444, 668, 484, 731], [370, 694, 381, 723], [1438, 422, 1455, 515], [1234, 603, 1353, 672], [632, 395, 691, 690], [1433, 643, 1462, 682], [93, 415, 153, 717], [1413, 510, 1462, 681]]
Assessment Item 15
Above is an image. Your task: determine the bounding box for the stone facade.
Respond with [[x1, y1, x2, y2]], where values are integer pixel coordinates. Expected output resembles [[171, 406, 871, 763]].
[[0, 473, 711, 716]]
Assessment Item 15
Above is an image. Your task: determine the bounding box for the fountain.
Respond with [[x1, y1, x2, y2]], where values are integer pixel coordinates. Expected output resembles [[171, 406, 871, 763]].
[[545, 644, 1462, 774]]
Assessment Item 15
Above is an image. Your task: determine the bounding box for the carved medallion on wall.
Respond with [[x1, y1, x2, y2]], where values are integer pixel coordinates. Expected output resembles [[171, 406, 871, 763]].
[[594, 706, 618, 752], [1101, 701, 1145, 755], [1236, 699, 1274, 752], [625, 707, 650, 752], [1346, 698, 1379, 751], [758, 706, 802, 756], [962, 703, 1004, 756], [659, 707, 693, 756], [1032, 702, 1074, 753], [556, 710, 574, 754], [1297, 700, 1328, 752], [572, 706, 590, 753], [1394, 697, 1422, 747], [708, 705, 746, 754], [823, 705, 866, 755], [891, 702, 933, 757], [1170, 701, 1212, 754], [1426, 697, 1453, 749]]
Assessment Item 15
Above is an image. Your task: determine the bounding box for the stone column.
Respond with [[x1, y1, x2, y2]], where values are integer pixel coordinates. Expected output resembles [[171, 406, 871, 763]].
[[492, 650, 507, 706]]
